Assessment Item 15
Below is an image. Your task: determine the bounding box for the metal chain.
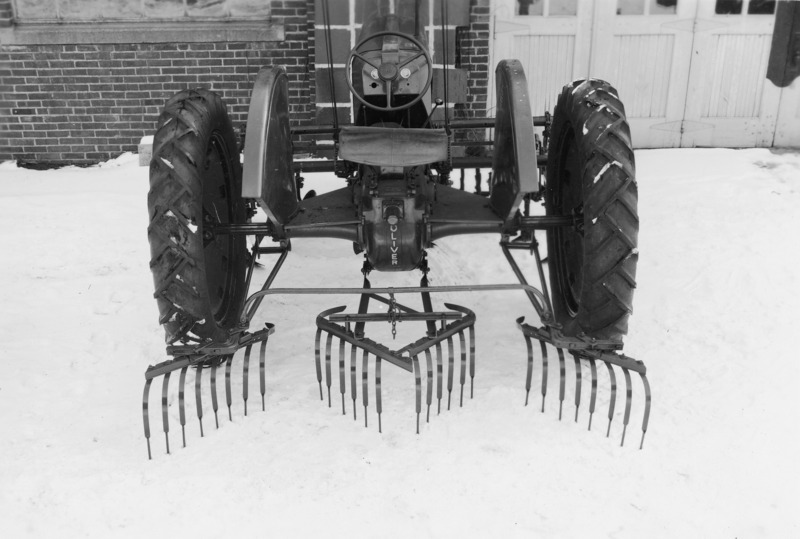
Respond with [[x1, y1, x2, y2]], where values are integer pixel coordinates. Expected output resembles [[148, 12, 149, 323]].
[[388, 293, 397, 339]]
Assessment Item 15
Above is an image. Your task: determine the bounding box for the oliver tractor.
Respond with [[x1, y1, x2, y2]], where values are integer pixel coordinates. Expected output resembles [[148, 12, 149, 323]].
[[142, 1, 649, 458]]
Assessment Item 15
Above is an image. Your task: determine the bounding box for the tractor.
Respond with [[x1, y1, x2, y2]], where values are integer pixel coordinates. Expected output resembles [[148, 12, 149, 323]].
[[142, 0, 649, 458]]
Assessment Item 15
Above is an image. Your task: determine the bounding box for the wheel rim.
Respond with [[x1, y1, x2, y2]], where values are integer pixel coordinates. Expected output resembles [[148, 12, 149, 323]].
[[552, 125, 583, 317], [202, 132, 239, 326]]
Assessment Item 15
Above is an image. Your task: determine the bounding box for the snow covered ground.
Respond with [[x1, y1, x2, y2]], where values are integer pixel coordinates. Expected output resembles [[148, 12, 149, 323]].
[[0, 148, 798, 538]]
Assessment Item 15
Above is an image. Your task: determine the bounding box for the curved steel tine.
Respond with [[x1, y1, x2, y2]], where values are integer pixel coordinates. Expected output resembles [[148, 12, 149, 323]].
[[324, 332, 333, 408], [639, 372, 652, 450], [605, 362, 617, 437], [178, 366, 188, 448], [524, 336, 533, 406], [210, 360, 219, 429], [314, 328, 323, 400], [339, 338, 346, 415], [242, 344, 252, 417], [435, 342, 443, 415], [424, 349, 433, 423], [621, 368, 633, 447], [413, 355, 421, 433], [446, 336, 455, 410], [195, 363, 204, 437], [362, 350, 369, 428], [161, 371, 171, 455], [539, 341, 548, 413], [468, 325, 475, 399], [375, 356, 382, 433], [573, 354, 582, 422], [588, 358, 598, 431], [225, 355, 234, 422], [259, 339, 267, 411], [556, 347, 566, 421], [458, 330, 467, 407], [350, 344, 358, 421], [143, 378, 153, 460]]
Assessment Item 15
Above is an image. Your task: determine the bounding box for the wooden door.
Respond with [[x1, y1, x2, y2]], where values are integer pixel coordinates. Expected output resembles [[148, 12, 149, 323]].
[[590, 0, 698, 148], [490, 0, 594, 118], [681, 0, 779, 147]]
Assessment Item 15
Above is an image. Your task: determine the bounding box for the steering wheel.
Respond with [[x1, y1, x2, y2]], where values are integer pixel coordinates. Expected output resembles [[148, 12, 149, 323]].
[[345, 30, 434, 113]]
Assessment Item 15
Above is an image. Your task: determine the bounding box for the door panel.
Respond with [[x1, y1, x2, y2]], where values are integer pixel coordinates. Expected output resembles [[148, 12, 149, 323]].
[[490, 0, 788, 147], [590, 0, 698, 148], [490, 0, 593, 118], [681, 0, 779, 147]]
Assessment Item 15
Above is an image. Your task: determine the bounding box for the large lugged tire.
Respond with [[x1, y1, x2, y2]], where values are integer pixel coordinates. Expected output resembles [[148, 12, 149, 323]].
[[147, 89, 248, 344], [545, 80, 638, 343]]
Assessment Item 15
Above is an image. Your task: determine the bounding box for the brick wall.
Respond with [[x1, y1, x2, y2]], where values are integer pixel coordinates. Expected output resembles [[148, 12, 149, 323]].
[[453, 0, 490, 153], [1, 1, 312, 166], [1, 0, 489, 166], [458, 0, 490, 120]]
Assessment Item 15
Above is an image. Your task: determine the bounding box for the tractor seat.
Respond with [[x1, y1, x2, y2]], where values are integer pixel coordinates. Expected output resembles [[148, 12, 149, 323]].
[[338, 126, 449, 167]]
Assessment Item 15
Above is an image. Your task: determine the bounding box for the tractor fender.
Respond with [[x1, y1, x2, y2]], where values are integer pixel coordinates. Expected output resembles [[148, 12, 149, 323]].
[[242, 66, 298, 227], [490, 59, 539, 221]]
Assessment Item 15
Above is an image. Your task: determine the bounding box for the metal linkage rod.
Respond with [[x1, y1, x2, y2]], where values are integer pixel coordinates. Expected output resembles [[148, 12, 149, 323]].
[[292, 155, 547, 173], [291, 116, 549, 134], [501, 244, 552, 323], [243, 249, 289, 325], [244, 283, 549, 321], [321, 0, 338, 134], [328, 312, 461, 323]]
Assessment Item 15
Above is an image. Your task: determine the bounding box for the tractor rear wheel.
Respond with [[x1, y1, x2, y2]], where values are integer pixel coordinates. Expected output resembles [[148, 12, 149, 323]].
[[147, 89, 248, 344], [545, 80, 639, 343]]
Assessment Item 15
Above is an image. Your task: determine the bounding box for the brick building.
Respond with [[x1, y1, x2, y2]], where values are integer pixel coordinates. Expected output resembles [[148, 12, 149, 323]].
[[0, 0, 490, 166]]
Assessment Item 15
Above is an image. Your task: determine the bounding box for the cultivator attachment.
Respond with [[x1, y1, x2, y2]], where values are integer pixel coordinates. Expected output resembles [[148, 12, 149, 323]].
[[516, 319, 651, 449], [314, 288, 475, 434], [142, 324, 274, 459]]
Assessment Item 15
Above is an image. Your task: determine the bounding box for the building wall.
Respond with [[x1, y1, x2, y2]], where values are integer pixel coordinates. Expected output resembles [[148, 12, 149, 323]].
[[1, 0, 489, 166]]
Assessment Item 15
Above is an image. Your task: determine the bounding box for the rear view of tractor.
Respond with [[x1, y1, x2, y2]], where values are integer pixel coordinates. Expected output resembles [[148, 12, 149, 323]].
[[142, 0, 649, 458]]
